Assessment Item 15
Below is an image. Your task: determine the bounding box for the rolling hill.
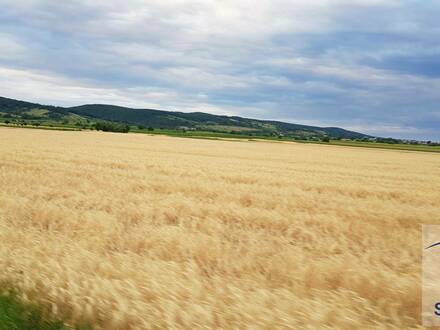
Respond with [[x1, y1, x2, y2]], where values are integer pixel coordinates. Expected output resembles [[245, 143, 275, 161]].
[[0, 96, 371, 139]]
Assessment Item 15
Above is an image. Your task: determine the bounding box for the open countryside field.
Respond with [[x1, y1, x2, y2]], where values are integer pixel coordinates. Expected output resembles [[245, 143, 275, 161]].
[[0, 127, 439, 329]]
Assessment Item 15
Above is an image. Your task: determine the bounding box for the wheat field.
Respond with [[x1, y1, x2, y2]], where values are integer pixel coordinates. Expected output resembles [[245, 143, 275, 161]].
[[0, 127, 439, 329]]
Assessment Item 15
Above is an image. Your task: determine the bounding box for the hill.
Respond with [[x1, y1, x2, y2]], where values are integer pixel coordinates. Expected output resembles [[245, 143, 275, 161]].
[[0, 96, 371, 139]]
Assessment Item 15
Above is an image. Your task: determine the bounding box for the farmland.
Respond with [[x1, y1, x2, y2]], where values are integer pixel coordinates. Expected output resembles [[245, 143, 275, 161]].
[[0, 127, 439, 329]]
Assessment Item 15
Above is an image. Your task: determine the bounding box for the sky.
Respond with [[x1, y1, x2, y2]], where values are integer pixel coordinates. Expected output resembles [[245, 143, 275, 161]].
[[1, 0, 439, 140]]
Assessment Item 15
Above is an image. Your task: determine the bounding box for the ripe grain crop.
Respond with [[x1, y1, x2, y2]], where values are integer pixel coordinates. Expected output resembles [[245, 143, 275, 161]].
[[0, 127, 439, 329]]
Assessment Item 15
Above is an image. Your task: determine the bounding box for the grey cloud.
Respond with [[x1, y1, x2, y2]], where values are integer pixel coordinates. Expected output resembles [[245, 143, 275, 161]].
[[0, 0, 439, 140]]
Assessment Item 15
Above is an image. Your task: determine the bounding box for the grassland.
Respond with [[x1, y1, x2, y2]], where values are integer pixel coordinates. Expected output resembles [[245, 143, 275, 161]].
[[326, 139, 440, 153], [0, 126, 439, 329], [2, 121, 440, 153]]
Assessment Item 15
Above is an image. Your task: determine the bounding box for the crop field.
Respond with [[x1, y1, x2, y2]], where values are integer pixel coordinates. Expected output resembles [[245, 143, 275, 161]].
[[0, 127, 439, 329]]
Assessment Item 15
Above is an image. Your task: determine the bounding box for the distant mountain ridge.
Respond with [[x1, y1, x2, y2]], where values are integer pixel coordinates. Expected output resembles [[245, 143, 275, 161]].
[[0, 96, 371, 139]]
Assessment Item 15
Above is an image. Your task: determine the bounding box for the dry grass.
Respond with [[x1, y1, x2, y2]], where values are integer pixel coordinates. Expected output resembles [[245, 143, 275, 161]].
[[0, 127, 439, 329]]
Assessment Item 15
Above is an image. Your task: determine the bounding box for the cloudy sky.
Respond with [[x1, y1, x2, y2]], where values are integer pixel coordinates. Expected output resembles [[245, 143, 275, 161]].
[[1, 0, 439, 140]]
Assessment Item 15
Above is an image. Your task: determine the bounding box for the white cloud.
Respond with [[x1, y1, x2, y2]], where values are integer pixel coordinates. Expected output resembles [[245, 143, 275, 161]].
[[0, 66, 173, 108], [0, 66, 240, 116]]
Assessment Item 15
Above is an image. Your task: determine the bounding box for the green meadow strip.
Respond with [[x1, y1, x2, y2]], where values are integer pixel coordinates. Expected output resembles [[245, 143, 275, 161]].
[[2, 123, 440, 153], [0, 285, 91, 330], [0, 294, 65, 330]]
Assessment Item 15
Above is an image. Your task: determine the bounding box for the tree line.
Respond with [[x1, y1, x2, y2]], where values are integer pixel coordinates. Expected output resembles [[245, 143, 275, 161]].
[[94, 122, 130, 133]]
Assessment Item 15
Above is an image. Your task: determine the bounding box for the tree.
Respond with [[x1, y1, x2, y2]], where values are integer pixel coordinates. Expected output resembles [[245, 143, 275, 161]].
[[122, 125, 130, 133], [94, 121, 130, 133], [322, 136, 330, 143], [4, 120, 10, 125]]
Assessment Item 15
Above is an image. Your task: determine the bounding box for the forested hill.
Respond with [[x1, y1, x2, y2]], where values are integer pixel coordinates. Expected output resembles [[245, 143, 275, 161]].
[[0, 96, 371, 139]]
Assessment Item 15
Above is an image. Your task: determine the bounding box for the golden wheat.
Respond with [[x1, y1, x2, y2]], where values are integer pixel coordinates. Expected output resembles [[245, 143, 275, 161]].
[[0, 127, 439, 329]]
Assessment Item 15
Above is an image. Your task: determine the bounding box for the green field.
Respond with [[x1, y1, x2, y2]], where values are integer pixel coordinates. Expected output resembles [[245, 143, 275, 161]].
[[1, 122, 439, 153], [326, 139, 440, 153], [133, 128, 440, 153], [0, 123, 80, 131]]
